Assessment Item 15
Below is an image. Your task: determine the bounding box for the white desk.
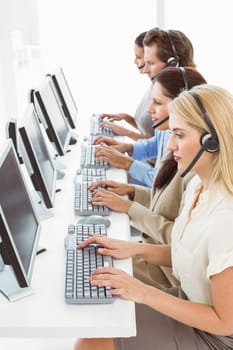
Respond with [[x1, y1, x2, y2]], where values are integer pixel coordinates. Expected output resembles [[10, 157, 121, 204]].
[[0, 139, 136, 338]]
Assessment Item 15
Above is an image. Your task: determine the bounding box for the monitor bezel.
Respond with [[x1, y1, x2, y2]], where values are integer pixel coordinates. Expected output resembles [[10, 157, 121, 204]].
[[34, 76, 71, 156], [0, 140, 41, 286], [51, 68, 77, 129], [19, 103, 57, 209], [0, 205, 29, 288]]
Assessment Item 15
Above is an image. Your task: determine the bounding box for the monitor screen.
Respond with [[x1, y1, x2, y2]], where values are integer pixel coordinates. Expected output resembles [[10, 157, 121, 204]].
[[0, 140, 40, 287], [34, 76, 71, 156], [51, 68, 78, 129], [19, 103, 57, 209]]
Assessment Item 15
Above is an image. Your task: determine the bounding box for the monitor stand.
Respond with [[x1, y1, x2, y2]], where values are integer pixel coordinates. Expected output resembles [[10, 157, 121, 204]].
[[30, 190, 54, 221], [51, 153, 66, 179], [69, 130, 79, 145], [0, 258, 32, 302]]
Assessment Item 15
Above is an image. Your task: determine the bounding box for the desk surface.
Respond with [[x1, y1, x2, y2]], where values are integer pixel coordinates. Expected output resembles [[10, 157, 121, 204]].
[[0, 137, 136, 338]]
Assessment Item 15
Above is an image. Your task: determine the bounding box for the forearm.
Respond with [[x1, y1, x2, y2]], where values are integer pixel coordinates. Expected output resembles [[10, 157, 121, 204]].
[[124, 114, 137, 128], [133, 136, 157, 160], [123, 128, 144, 141], [128, 202, 173, 244], [134, 243, 171, 267], [143, 286, 229, 335], [128, 161, 156, 187]]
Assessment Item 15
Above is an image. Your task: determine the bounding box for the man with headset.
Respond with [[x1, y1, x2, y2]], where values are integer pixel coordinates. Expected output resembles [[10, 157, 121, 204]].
[[94, 28, 196, 188]]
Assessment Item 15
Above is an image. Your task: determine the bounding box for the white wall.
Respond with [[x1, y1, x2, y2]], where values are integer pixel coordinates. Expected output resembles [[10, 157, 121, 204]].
[[163, 0, 233, 92], [0, 0, 40, 141], [36, 0, 157, 122]]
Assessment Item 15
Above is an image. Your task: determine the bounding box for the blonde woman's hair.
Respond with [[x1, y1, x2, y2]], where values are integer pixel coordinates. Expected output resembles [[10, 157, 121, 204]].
[[169, 84, 233, 194]]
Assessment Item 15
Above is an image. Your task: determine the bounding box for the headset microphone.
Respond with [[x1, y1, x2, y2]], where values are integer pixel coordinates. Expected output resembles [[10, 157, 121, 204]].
[[138, 63, 145, 70], [152, 116, 169, 129], [180, 144, 206, 177]]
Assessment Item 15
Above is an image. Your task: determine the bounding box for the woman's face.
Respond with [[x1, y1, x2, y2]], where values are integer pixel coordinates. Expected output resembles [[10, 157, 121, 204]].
[[148, 81, 171, 130], [167, 112, 214, 176], [134, 44, 145, 74]]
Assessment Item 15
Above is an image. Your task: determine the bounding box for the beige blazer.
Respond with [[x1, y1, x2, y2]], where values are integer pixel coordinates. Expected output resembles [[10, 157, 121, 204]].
[[128, 171, 194, 288]]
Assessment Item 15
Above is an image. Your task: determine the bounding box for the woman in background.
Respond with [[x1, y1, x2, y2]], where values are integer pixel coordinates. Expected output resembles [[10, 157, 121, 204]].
[[99, 30, 155, 140]]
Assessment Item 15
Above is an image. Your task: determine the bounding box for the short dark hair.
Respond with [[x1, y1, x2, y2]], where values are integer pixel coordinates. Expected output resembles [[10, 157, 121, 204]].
[[135, 31, 147, 48], [144, 28, 196, 67]]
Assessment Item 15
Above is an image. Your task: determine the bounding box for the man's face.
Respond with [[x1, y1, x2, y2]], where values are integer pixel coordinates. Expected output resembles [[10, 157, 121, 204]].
[[143, 43, 166, 79]]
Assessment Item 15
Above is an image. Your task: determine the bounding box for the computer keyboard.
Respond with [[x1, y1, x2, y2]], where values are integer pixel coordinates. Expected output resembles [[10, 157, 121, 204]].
[[64, 223, 114, 304], [80, 144, 110, 169], [81, 168, 107, 182], [83, 135, 96, 145], [74, 181, 110, 216], [90, 114, 114, 137]]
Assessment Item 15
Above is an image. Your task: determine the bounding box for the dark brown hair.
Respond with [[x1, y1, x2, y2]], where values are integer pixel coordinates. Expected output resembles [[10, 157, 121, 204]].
[[153, 67, 207, 189], [144, 28, 195, 67], [154, 66, 207, 99], [135, 31, 147, 48]]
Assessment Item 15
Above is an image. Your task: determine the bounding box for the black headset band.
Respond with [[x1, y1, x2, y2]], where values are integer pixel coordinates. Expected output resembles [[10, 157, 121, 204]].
[[179, 67, 188, 90], [166, 30, 179, 63], [188, 90, 218, 139]]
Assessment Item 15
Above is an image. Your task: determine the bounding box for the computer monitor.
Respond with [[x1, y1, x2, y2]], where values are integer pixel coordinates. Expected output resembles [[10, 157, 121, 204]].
[[0, 140, 40, 301], [6, 118, 24, 164], [34, 76, 71, 156], [50, 68, 78, 129], [19, 103, 57, 209]]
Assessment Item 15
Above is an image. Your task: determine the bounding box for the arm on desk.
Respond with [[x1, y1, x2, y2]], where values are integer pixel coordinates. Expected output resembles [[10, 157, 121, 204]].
[[78, 234, 171, 267]]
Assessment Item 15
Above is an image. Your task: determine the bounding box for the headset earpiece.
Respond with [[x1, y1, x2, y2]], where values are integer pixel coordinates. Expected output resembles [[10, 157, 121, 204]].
[[189, 90, 219, 153], [166, 57, 178, 67], [200, 133, 219, 153], [166, 30, 179, 67]]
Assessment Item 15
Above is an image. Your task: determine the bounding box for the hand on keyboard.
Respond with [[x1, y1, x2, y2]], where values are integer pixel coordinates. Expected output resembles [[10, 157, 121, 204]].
[[100, 122, 133, 138], [78, 234, 136, 260], [93, 135, 120, 146], [65, 223, 114, 304], [94, 146, 133, 170], [88, 179, 134, 196], [90, 187, 132, 213]]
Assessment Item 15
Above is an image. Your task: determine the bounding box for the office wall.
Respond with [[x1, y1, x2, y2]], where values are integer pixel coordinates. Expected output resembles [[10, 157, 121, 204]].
[[0, 0, 232, 143], [36, 0, 157, 125], [162, 0, 232, 92], [0, 0, 40, 141]]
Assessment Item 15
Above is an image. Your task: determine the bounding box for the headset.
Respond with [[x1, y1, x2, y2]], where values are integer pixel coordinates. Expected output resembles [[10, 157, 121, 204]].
[[153, 67, 188, 129], [165, 30, 179, 68], [181, 90, 219, 177], [179, 66, 189, 90], [137, 63, 145, 70], [151, 30, 180, 82]]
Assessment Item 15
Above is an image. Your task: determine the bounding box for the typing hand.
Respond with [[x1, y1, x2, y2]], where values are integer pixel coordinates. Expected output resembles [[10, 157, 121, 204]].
[[93, 135, 120, 146], [88, 180, 133, 196], [90, 267, 147, 303], [78, 234, 136, 259], [101, 122, 131, 137], [95, 146, 133, 169], [98, 113, 126, 122], [91, 188, 132, 213], [94, 137, 132, 153]]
